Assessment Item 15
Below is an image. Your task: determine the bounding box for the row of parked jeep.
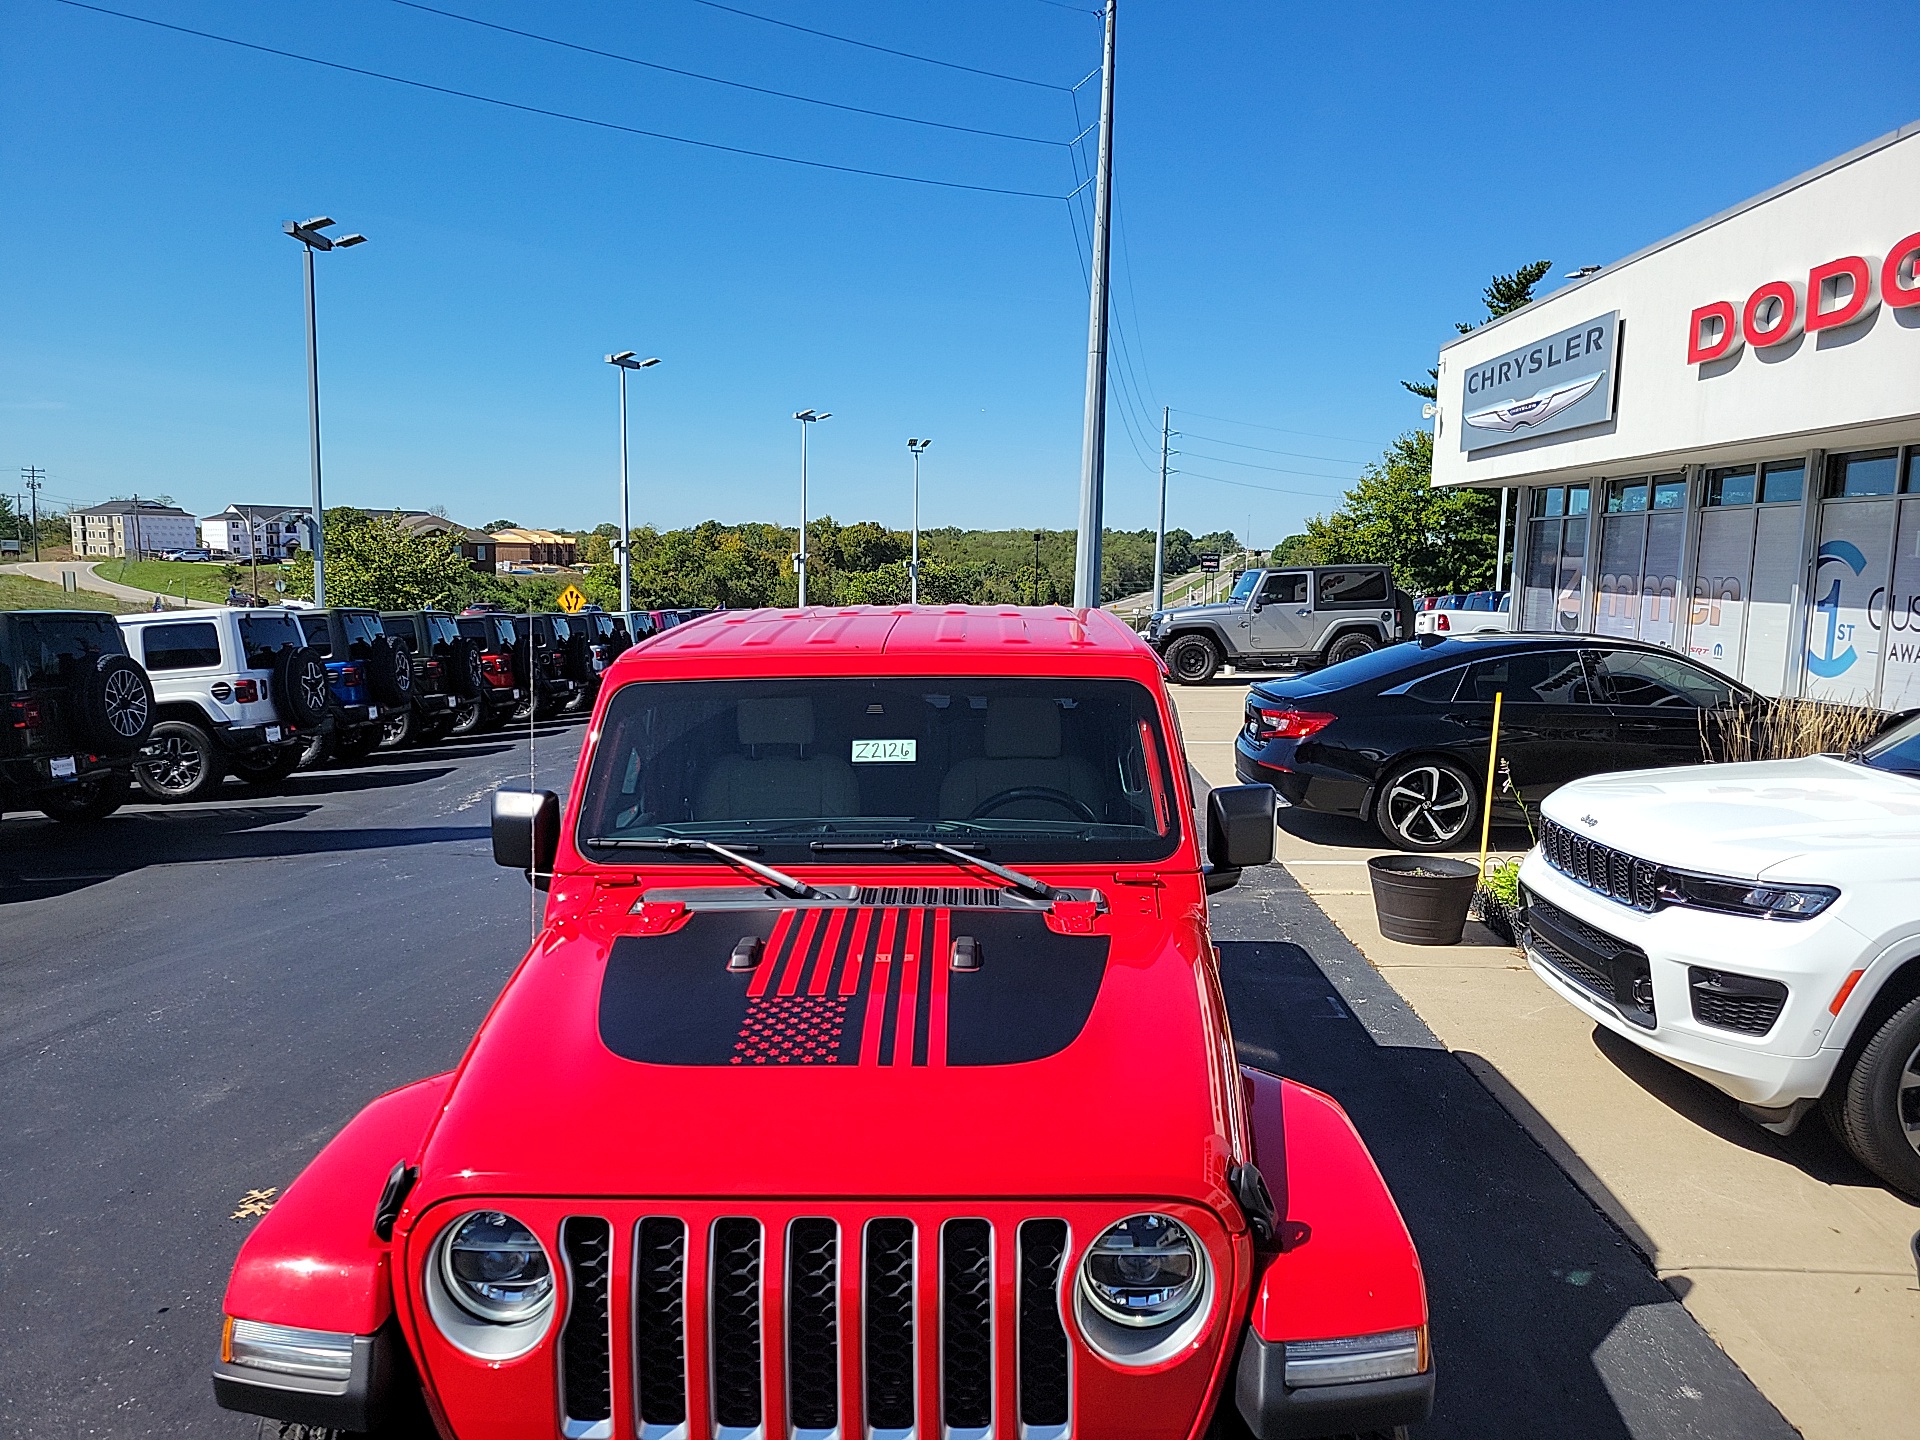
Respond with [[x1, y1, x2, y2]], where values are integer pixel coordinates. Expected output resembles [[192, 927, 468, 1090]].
[[0, 604, 699, 821]]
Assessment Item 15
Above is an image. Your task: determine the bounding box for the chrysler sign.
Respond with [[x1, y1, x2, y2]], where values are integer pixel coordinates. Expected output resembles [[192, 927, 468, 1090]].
[[1458, 312, 1618, 452]]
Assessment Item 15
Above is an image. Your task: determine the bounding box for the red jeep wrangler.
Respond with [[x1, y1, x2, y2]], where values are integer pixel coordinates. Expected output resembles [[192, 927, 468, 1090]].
[[213, 606, 1433, 1440]]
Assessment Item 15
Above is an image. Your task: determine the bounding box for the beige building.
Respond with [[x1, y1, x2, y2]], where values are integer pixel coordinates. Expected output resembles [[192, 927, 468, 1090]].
[[68, 500, 198, 558], [488, 528, 579, 569]]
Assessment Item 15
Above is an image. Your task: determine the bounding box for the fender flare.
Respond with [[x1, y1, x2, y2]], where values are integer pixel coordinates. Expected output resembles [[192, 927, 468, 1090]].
[[223, 1072, 451, 1334], [1232, 1067, 1432, 1439]]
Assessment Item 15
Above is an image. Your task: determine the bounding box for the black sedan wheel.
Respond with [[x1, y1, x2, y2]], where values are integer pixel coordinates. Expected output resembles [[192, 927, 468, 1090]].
[[1163, 633, 1222, 684], [1375, 758, 1478, 851]]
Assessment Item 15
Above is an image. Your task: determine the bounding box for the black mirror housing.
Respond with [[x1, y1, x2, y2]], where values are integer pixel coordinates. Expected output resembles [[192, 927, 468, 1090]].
[[1207, 783, 1277, 871], [492, 787, 560, 880]]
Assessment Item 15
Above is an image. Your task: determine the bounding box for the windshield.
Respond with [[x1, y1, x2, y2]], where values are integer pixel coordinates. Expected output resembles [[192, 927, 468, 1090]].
[[1857, 714, 1920, 778], [1227, 570, 1260, 604], [577, 677, 1181, 865]]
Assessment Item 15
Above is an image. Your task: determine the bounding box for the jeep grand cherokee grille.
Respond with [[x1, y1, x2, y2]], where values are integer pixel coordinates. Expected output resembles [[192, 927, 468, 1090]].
[[1540, 817, 1659, 911], [553, 1208, 1076, 1440]]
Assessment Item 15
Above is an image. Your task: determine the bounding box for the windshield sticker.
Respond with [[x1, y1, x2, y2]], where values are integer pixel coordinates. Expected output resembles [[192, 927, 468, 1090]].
[[852, 738, 917, 764]]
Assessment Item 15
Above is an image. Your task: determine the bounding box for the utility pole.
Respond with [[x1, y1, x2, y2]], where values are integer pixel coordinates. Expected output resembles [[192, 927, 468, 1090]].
[[23, 467, 44, 562], [1072, 0, 1117, 610], [1033, 532, 1044, 605], [1152, 406, 1170, 613], [793, 410, 830, 607], [907, 438, 931, 604]]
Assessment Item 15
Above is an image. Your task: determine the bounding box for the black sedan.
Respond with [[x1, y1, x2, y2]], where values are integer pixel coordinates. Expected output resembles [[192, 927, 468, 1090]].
[[1233, 633, 1757, 851]]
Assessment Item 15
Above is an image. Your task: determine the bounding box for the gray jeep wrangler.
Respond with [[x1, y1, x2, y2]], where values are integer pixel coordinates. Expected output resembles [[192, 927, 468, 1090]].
[[1145, 565, 1414, 683]]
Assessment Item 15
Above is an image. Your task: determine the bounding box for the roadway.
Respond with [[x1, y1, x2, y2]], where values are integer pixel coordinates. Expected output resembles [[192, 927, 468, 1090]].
[[0, 719, 1787, 1438]]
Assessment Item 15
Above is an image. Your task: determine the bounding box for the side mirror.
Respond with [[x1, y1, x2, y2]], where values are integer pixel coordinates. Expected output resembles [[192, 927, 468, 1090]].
[[492, 787, 559, 883], [1205, 784, 1276, 891]]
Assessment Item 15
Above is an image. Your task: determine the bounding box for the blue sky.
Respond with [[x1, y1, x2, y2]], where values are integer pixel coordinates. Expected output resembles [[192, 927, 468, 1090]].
[[4, 1, 1917, 545]]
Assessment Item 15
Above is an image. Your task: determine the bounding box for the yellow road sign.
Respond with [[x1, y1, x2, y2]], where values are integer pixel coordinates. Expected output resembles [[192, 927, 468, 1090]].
[[556, 585, 587, 614]]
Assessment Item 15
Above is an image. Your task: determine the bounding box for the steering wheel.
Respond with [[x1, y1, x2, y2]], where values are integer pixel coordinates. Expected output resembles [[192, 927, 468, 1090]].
[[968, 786, 1097, 822]]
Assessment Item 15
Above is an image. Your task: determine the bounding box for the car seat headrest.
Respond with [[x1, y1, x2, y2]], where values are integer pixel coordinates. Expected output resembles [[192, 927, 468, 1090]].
[[738, 696, 815, 747], [985, 696, 1062, 759]]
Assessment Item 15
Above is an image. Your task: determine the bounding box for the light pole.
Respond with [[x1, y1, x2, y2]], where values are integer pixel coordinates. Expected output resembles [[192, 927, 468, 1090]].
[[1033, 532, 1044, 606], [282, 215, 366, 608], [793, 410, 830, 606], [606, 351, 661, 614], [906, 438, 931, 604], [1073, 0, 1118, 608]]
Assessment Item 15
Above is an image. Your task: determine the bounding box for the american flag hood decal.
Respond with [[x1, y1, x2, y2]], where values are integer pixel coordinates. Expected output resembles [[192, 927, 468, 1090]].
[[598, 907, 1110, 1068]]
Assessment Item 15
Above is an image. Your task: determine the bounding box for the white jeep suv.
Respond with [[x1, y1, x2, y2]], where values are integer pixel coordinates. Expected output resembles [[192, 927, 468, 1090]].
[[117, 609, 331, 802], [1517, 713, 1920, 1198]]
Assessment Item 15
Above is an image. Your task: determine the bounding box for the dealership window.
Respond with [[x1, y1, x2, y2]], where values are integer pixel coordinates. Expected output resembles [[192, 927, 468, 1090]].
[[1689, 456, 1806, 689], [1530, 485, 1589, 519], [1704, 466, 1755, 507], [1522, 490, 1589, 633], [1761, 460, 1805, 504], [1905, 448, 1920, 495], [1825, 449, 1899, 498], [1593, 473, 1685, 644]]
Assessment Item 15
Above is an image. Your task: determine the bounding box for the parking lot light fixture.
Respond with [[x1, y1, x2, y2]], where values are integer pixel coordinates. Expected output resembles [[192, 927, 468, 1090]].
[[606, 352, 662, 615], [793, 410, 831, 606], [282, 214, 366, 608], [907, 438, 931, 604]]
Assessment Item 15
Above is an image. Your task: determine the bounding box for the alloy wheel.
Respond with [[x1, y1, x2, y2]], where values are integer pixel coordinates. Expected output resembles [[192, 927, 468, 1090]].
[[1901, 1039, 1920, 1159], [104, 668, 149, 739], [1383, 765, 1472, 846], [144, 735, 203, 794], [298, 660, 330, 716]]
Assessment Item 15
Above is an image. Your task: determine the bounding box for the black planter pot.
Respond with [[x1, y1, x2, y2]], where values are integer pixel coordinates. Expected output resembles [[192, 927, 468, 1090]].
[[1368, 855, 1480, 946]]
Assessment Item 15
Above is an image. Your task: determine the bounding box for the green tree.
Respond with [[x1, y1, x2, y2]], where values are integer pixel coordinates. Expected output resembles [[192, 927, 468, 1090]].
[[483, 519, 520, 533], [283, 509, 485, 609], [1295, 430, 1498, 596], [1403, 259, 1555, 400]]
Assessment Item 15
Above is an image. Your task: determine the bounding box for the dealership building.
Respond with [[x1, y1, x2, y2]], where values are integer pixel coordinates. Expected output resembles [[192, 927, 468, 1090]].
[[1431, 120, 1920, 711]]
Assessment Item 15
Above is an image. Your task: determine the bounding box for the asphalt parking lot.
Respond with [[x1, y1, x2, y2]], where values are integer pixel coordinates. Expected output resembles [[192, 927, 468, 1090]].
[[1, 717, 1790, 1439]]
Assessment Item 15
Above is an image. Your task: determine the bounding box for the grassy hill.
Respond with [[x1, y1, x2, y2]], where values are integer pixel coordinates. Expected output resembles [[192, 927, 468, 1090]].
[[0, 573, 141, 613]]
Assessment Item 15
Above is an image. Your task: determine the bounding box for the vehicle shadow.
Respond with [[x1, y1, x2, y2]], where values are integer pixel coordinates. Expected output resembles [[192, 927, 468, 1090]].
[[1276, 803, 1535, 854], [0, 804, 488, 906], [1212, 865, 1795, 1440], [1587, 1024, 1909, 1199], [265, 766, 460, 797]]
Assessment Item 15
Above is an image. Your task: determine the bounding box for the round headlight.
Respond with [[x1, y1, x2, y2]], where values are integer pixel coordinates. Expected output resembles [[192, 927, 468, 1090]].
[[1077, 1213, 1204, 1328], [439, 1211, 554, 1324]]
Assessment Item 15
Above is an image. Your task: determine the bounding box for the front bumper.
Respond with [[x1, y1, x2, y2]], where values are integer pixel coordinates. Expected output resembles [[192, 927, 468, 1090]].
[[1516, 854, 1856, 1109]]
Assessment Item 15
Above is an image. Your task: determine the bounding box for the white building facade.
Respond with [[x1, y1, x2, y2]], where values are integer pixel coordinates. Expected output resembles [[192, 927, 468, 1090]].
[[1432, 121, 1920, 710], [199, 504, 305, 560], [68, 501, 199, 559]]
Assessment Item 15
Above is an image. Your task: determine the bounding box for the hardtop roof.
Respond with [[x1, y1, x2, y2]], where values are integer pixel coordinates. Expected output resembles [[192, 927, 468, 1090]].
[[614, 605, 1157, 674]]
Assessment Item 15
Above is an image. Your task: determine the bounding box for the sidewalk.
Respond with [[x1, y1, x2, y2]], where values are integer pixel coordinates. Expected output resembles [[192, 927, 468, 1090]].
[[1172, 679, 1920, 1440], [7, 560, 214, 609]]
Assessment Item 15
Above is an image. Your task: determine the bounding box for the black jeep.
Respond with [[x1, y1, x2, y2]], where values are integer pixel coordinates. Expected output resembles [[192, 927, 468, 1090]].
[[0, 610, 155, 824], [293, 608, 414, 765], [506, 613, 579, 721], [377, 611, 480, 746]]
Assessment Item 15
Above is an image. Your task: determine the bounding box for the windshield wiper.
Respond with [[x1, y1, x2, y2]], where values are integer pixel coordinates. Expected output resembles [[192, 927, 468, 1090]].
[[809, 838, 1059, 903], [585, 836, 819, 899]]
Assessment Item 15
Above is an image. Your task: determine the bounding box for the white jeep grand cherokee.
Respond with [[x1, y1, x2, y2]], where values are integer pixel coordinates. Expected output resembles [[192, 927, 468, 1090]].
[[1516, 712, 1920, 1198]]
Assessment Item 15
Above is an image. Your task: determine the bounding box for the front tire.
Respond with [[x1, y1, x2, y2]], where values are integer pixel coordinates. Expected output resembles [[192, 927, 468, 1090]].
[[133, 720, 224, 802], [1163, 633, 1223, 685], [1375, 757, 1479, 852], [1828, 994, 1920, 1200]]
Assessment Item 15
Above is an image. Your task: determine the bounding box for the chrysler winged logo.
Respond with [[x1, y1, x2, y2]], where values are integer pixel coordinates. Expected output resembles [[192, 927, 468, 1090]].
[[1464, 372, 1604, 433]]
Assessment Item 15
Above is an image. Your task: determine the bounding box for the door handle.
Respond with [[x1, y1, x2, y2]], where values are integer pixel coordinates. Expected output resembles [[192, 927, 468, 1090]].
[[1619, 721, 1664, 733], [1295, 608, 1309, 616]]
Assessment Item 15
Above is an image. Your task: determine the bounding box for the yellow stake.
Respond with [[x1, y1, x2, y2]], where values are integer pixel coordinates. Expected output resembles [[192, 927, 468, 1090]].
[[1477, 690, 1504, 878]]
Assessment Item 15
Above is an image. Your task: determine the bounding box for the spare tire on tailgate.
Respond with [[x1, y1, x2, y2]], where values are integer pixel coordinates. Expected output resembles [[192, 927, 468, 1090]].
[[77, 653, 154, 751], [273, 645, 331, 728], [448, 636, 486, 698], [366, 636, 414, 707], [561, 627, 593, 684]]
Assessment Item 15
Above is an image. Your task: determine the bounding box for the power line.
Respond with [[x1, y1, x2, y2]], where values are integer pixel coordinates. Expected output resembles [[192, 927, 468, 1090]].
[[1176, 448, 1365, 481], [687, 0, 1071, 91], [54, 0, 1070, 200], [391, 0, 1066, 147], [1171, 407, 1378, 447], [1174, 466, 1350, 501], [1179, 431, 1372, 465]]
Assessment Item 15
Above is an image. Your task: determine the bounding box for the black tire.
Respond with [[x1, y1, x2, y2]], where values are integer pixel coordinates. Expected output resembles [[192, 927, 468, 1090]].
[[534, 686, 569, 721], [76, 653, 154, 752], [447, 637, 486, 699], [1163, 633, 1222, 684], [448, 698, 486, 736], [332, 725, 381, 764], [378, 707, 414, 749], [508, 635, 534, 691], [563, 684, 595, 715], [38, 775, 127, 823], [297, 731, 331, 770], [229, 745, 303, 788], [1324, 631, 1379, 667], [1828, 993, 1920, 1200], [1375, 756, 1479, 852], [273, 645, 332, 728], [366, 637, 414, 708], [133, 720, 224, 802]]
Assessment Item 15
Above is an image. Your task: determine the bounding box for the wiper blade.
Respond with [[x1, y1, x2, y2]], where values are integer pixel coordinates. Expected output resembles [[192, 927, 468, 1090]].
[[809, 838, 1059, 903], [585, 836, 819, 899]]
